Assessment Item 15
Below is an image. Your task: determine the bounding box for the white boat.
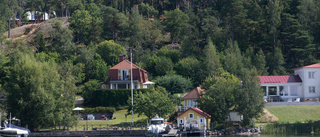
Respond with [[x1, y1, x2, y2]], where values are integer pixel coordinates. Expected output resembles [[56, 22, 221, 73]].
[[0, 127, 29, 137], [147, 114, 168, 134], [0, 114, 30, 137]]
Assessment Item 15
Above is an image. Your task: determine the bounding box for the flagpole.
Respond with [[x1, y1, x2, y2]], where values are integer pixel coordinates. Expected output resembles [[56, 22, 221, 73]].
[[131, 48, 134, 126]]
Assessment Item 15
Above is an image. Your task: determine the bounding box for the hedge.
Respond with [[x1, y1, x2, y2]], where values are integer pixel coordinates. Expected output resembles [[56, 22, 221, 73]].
[[83, 88, 152, 107]]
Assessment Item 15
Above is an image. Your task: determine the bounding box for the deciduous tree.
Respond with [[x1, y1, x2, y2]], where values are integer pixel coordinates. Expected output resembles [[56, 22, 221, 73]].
[[128, 87, 175, 119]]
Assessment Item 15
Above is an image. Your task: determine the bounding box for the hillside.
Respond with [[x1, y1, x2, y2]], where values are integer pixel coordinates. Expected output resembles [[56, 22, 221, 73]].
[[3, 17, 69, 43]]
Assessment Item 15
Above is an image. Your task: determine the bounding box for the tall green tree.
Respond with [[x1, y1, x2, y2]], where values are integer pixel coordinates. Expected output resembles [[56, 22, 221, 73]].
[[203, 38, 221, 76], [69, 9, 101, 45], [163, 8, 189, 43], [236, 68, 264, 126], [3, 50, 77, 130], [96, 40, 126, 66], [222, 40, 244, 77], [49, 21, 76, 60], [200, 71, 239, 125], [175, 57, 204, 86], [101, 6, 128, 40], [139, 2, 158, 19]]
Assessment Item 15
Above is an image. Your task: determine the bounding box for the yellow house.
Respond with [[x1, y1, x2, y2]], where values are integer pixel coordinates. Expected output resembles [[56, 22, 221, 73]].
[[176, 107, 211, 130]]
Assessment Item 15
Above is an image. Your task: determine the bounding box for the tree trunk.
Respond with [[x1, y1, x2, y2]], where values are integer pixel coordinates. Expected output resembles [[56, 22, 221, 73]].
[[231, 15, 234, 45], [61, 2, 64, 17], [273, 19, 275, 58], [8, 17, 11, 38], [65, 5, 68, 17]]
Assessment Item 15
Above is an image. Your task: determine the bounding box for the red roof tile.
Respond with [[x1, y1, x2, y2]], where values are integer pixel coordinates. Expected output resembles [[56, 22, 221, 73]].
[[110, 60, 146, 72], [107, 60, 149, 83], [295, 63, 320, 70], [177, 107, 211, 118], [258, 75, 302, 83], [182, 87, 206, 100]]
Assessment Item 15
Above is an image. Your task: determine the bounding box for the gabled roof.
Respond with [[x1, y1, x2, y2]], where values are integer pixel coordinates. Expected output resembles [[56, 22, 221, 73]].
[[177, 107, 211, 118], [258, 75, 302, 83], [110, 60, 146, 72], [295, 63, 320, 70], [182, 87, 206, 100]]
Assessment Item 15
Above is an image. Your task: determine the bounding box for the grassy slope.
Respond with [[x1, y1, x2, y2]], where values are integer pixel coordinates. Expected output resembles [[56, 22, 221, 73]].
[[74, 109, 148, 129], [266, 106, 320, 123]]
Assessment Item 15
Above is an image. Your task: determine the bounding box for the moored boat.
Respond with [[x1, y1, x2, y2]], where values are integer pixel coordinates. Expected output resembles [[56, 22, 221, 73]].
[[147, 114, 168, 134]]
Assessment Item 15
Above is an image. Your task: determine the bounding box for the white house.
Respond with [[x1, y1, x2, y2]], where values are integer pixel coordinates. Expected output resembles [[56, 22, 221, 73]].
[[259, 63, 320, 102], [25, 11, 50, 21]]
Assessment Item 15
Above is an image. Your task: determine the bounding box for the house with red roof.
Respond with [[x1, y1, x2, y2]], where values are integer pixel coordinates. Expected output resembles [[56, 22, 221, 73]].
[[177, 87, 206, 113], [181, 87, 206, 109], [259, 63, 320, 102], [101, 55, 154, 89], [176, 107, 211, 130]]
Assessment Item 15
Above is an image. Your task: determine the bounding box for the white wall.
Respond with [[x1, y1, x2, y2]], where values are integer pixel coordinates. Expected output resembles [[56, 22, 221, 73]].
[[295, 68, 320, 99]]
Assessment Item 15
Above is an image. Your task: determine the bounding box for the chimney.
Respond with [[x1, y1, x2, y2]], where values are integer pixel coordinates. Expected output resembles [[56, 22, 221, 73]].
[[119, 55, 125, 62]]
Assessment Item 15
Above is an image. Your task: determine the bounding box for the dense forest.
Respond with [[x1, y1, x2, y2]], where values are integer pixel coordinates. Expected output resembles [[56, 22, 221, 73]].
[[0, 0, 318, 129]]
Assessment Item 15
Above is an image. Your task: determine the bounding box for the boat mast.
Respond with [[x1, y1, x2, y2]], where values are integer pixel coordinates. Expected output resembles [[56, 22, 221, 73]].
[[9, 113, 11, 128]]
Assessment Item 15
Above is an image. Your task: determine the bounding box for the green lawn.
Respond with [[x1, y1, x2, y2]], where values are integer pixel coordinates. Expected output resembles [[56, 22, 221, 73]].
[[266, 106, 320, 123], [72, 109, 148, 130]]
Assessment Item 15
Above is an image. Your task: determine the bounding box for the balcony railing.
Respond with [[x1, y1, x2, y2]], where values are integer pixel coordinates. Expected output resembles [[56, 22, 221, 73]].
[[109, 76, 139, 81]]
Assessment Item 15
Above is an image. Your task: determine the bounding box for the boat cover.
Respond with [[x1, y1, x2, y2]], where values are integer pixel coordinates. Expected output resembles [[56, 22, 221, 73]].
[[5, 124, 31, 134]]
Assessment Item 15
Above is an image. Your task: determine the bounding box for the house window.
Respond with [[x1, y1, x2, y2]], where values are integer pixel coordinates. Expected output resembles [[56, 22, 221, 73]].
[[180, 119, 183, 124], [268, 86, 277, 95], [102, 85, 106, 89], [309, 72, 315, 79], [309, 86, 315, 93], [118, 69, 130, 80], [187, 100, 197, 107], [200, 118, 203, 123], [189, 113, 194, 119]]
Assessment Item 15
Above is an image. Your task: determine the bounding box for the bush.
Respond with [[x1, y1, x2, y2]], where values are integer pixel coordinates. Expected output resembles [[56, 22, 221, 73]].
[[155, 74, 192, 94]]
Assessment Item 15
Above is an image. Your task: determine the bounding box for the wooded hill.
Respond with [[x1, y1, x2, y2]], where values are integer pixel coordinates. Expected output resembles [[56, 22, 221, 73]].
[[0, 0, 317, 129], [1, 0, 318, 77]]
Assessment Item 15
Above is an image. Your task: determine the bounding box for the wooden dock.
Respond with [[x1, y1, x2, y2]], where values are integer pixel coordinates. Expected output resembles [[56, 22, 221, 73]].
[[162, 129, 179, 137]]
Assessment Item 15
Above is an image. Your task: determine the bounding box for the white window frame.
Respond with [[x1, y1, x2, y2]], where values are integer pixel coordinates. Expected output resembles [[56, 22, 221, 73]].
[[187, 100, 192, 107], [187, 100, 197, 107], [200, 118, 203, 123], [309, 72, 316, 79], [309, 86, 316, 93], [189, 113, 194, 119], [180, 119, 183, 124], [121, 69, 129, 80]]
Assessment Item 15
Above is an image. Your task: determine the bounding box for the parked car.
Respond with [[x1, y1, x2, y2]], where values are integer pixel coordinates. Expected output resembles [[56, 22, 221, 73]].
[[87, 114, 95, 120]]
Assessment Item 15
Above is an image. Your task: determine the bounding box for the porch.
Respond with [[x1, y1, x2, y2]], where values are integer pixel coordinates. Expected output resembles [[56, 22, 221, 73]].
[[261, 83, 302, 102]]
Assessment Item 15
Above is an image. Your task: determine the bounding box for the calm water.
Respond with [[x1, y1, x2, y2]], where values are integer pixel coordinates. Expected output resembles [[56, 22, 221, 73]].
[[214, 135, 320, 137], [1, 134, 320, 137]]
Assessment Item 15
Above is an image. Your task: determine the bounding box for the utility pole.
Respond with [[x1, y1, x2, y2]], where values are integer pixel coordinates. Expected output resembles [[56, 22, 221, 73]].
[[131, 48, 134, 126]]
